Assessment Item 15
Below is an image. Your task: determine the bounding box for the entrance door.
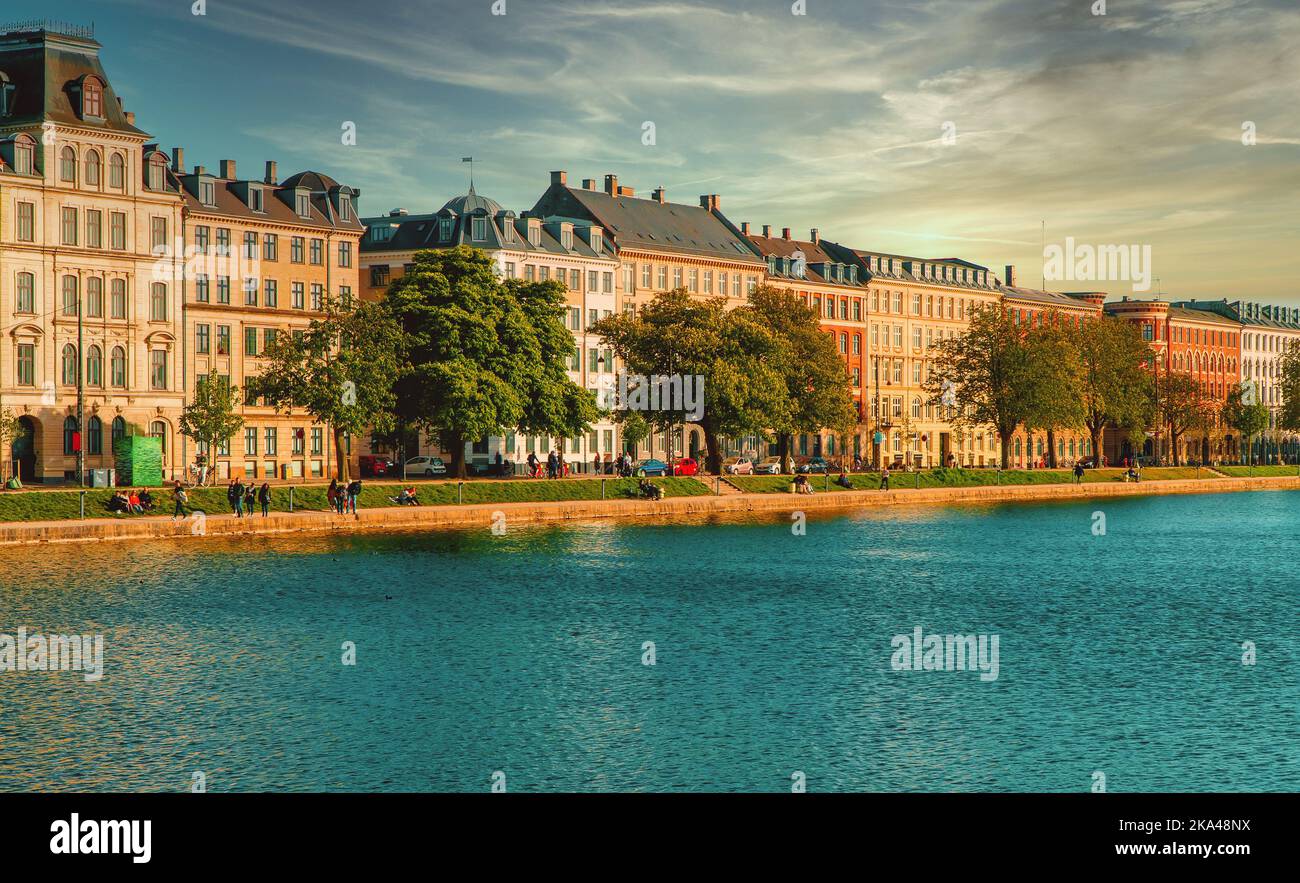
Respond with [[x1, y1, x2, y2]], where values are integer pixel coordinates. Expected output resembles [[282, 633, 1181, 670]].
[[13, 416, 37, 481]]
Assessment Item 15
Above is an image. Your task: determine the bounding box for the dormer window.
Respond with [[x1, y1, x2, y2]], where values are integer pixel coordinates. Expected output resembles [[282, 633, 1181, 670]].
[[82, 76, 104, 119], [338, 191, 352, 219], [0, 73, 14, 118], [147, 155, 165, 191], [295, 192, 311, 217], [200, 180, 216, 205], [250, 186, 264, 213], [13, 136, 34, 174], [591, 231, 603, 254], [439, 217, 453, 241], [501, 219, 513, 243], [472, 216, 488, 242], [561, 228, 573, 249], [528, 224, 541, 248]]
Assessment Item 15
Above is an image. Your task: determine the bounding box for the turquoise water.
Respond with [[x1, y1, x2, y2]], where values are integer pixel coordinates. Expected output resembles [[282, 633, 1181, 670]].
[[1, 491, 1296, 792]]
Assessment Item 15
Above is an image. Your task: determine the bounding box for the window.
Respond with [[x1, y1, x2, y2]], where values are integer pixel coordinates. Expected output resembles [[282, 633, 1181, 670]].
[[245, 327, 260, 356], [111, 347, 126, 387], [14, 138, 35, 174], [16, 272, 34, 313], [263, 233, 278, 261], [17, 202, 34, 241], [147, 157, 165, 191], [338, 242, 352, 267], [111, 279, 127, 318], [310, 239, 323, 265], [296, 193, 310, 217], [311, 284, 323, 311], [472, 217, 487, 241], [217, 276, 230, 304], [87, 345, 103, 387], [150, 350, 168, 390], [370, 266, 390, 287], [87, 415, 103, 455], [151, 283, 168, 320], [292, 283, 305, 309], [62, 344, 78, 385], [82, 77, 103, 118], [339, 286, 352, 310], [60, 147, 77, 183], [311, 427, 323, 456], [87, 277, 103, 317], [64, 416, 78, 455], [291, 237, 304, 263], [86, 210, 102, 247], [112, 416, 127, 448], [264, 427, 278, 456], [217, 325, 231, 355], [85, 150, 101, 186], [196, 324, 210, 354], [62, 275, 78, 316], [109, 153, 125, 189], [16, 344, 35, 386], [263, 328, 278, 353], [61, 207, 78, 245], [264, 279, 278, 308], [244, 278, 258, 306], [151, 217, 168, 253]]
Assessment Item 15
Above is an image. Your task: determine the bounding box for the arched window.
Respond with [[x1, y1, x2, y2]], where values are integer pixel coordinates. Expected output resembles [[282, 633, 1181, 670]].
[[111, 416, 126, 448], [63, 416, 78, 455], [108, 152, 125, 189], [110, 346, 127, 387], [150, 420, 167, 454], [60, 146, 77, 183], [911, 396, 921, 419], [86, 345, 102, 387], [61, 344, 78, 385], [85, 148, 102, 186], [146, 155, 165, 191], [81, 76, 103, 118], [87, 415, 103, 455]]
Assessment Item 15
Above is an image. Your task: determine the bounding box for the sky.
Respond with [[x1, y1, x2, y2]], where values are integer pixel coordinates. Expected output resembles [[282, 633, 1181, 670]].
[[22, 0, 1300, 302]]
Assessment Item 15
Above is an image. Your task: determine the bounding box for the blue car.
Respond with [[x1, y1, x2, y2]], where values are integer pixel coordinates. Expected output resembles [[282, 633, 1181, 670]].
[[635, 458, 670, 477]]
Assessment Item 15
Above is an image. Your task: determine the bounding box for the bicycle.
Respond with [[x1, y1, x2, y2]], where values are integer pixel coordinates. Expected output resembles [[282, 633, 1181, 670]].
[[186, 463, 215, 488]]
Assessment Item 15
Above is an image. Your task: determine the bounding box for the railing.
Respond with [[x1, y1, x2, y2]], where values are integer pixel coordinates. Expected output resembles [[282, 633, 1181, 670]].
[[0, 20, 95, 39]]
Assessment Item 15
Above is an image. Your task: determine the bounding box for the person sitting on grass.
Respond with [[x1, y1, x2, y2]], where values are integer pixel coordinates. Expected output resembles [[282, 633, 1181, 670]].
[[138, 488, 154, 512], [793, 473, 814, 495], [127, 490, 143, 514], [836, 470, 853, 489], [107, 491, 130, 515]]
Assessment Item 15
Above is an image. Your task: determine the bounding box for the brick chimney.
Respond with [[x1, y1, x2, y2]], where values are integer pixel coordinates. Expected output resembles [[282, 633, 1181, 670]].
[[264, 161, 278, 185], [171, 147, 185, 173], [618, 185, 635, 197], [762, 225, 772, 238], [740, 222, 751, 235], [124, 111, 135, 126], [699, 194, 719, 211], [782, 227, 792, 240], [550, 170, 567, 186], [604, 174, 618, 196], [810, 228, 820, 244], [1004, 264, 1017, 287], [652, 187, 666, 204], [219, 159, 236, 180], [582, 178, 596, 190]]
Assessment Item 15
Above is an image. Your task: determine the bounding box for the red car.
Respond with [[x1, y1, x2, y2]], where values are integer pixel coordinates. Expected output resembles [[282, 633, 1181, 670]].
[[358, 455, 393, 478], [671, 457, 699, 476]]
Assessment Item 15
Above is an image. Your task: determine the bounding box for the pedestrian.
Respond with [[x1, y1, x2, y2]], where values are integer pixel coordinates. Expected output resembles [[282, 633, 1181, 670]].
[[258, 482, 271, 517], [245, 482, 256, 515], [233, 478, 246, 517], [557, 449, 567, 478], [1073, 461, 1085, 485], [880, 465, 890, 491], [172, 480, 188, 520], [227, 479, 239, 514], [328, 478, 338, 512], [593, 452, 602, 476], [547, 449, 557, 480], [346, 478, 361, 517]]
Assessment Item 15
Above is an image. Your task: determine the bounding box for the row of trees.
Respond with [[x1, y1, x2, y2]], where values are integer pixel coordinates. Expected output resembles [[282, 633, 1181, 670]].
[[924, 306, 1283, 468], [180, 250, 855, 479]]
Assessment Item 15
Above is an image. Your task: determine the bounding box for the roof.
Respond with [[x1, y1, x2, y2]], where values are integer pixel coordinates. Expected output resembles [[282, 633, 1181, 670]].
[[0, 28, 148, 136], [820, 241, 999, 292], [177, 169, 363, 231], [530, 183, 763, 264], [1174, 299, 1300, 330], [438, 184, 503, 217], [280, 170, 347, 193], [1164, 306, 1243, 327], [1001, 285, 1102, 310], [744, 233, 867, 288]]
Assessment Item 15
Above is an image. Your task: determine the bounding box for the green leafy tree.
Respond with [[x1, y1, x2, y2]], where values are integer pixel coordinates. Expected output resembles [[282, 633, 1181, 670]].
[[744, 285, 856, 472], [179, 369, 245, 467], [617, 410, 650, 453], [246, 300, 403, 480], [592, 289, 789, 473], [382, 246, 598, 478], [1278, 344, 1300, 433], [1072, 316, 1155, 465], [1223, 384, 1271, 464], [0, 408, 23, 481], [1160, 372, 1211, 465], [1022, 317, 1086, 468], [925, 305, 1055, 469]]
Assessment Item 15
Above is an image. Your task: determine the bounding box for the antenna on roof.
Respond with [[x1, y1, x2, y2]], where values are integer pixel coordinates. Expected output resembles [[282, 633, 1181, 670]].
[[462, 157, 474, 190]]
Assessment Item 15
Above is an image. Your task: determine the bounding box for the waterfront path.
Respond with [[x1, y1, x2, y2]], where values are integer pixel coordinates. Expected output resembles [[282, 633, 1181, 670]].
[[1, 472, 1296, 546]]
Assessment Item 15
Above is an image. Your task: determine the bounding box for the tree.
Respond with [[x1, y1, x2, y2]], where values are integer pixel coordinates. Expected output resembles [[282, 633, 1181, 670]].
[[246, 300, 403, 480], [1278, 344, 1300, 433], [1223, 384, 1270, 464], [592, 289, 789, 473], [1160, 372, 1210, 466], [742, 286, 856, 472], [179, 369, 244, 467], [0, 408, 22, 481], [617, 410, 650, 453], [1072, 316, 1155, 466], [925, 305, 1058, 469], [382, 246, 599, 478], [1023, 317, 1085, 468]]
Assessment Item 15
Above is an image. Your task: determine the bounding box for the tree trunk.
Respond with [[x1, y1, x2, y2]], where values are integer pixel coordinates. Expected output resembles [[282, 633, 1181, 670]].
[[703, 430, 723, 475], [1089, 427, 1103, 468], [999, 434, 1012, 470], [1046, 429, 1058, 469], [777, 433, 791, 474], [333, 425, 351, 481], [1170, 431, 1183, 466], [445, 431, 467, 479]]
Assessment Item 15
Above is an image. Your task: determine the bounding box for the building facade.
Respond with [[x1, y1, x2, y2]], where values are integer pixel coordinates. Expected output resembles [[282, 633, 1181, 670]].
[[0, 24, 184, 482]]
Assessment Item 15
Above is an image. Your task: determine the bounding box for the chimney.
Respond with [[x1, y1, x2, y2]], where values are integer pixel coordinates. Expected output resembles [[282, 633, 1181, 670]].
[[219, 159, 236, 180], [124, 111, 135, 126], [782, 227, 792, 240], [762, 225, 772, 238], [193, 165, 206, 176], [604, 174, 618, 196], [582, 178, 596, 190], [550, 170, 567, 186], [1004, 264, 1017, 287], [741, 222, 751, 235], [810, 228, 820, 244], [171, 147, 185, 174], [618, 185, 635, 197], [699, 194, 719, 211], [264, 160, 278, 185], [652, 187, 666, 204]]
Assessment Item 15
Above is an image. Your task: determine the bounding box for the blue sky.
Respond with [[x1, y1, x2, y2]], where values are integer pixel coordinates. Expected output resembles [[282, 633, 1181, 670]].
[[26, 0, 1300, 301]]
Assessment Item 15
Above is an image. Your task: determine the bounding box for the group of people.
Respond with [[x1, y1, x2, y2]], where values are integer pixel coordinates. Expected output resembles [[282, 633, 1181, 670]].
[[226, 479, 272, 518], [392, 486, 420, 506], [327, 478, 363, 515], [107, 487, 155, 514]]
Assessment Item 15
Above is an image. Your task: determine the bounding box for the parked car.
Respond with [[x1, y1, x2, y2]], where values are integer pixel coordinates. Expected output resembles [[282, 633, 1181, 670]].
[[634, 458, 670, 477], [1078, 456, 1107, 469], [671, 457, 699, 477], [358, 455, 394, 478], [403, 456, 447, 477], [797, 456, 830, 474], [721, 456, 754, 475], [754, 456, 784, 474]]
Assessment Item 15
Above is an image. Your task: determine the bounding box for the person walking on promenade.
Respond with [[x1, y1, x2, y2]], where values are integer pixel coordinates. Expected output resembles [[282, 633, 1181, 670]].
[[327, 478, 339, 513], [232, 478, 246, 518], [547, 449, 558, 480], [172, 480, 188, 520], [258, 482, 271, 517], [346, 479, 361, 517], [227, 479, 239, 515], [1073, 461, 1085, 485], [593, 452, 602, 476], [880, 465, 890, 491], [495, 451, 504, 477], [245, 482, 256, 516]]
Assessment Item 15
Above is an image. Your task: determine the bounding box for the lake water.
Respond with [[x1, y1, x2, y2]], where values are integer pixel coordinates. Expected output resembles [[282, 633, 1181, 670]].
[[1, 491, 1296, 792]]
